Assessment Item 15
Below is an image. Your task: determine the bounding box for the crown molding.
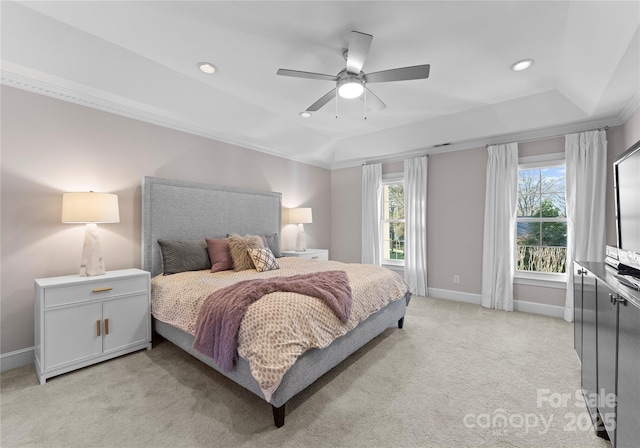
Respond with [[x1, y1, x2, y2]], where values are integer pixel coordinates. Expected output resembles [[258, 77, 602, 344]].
[[3, 70, 634, 173], [618, 90, 640, 123], [1, 70, 331, 170], [329, 115, 625, 170]]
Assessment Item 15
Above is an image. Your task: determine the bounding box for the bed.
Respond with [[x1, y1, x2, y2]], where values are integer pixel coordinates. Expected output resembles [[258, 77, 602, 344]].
[[141, 176, 409, 427]]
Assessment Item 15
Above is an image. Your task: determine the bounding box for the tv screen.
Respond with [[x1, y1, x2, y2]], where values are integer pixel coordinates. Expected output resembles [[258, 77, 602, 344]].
[[614, 140, 640, 273]]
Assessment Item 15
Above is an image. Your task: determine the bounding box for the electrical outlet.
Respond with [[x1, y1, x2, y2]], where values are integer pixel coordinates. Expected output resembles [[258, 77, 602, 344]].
[[453, 275, 460, 284]]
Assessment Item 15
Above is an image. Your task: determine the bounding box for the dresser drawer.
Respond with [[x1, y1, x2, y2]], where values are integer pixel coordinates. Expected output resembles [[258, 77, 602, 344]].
[[44, 276, 148, 308]]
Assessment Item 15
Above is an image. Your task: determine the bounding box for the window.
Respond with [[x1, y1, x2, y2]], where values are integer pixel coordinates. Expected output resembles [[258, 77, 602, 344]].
[[516, 162, 567, 274], [381, 180, 405, 265]]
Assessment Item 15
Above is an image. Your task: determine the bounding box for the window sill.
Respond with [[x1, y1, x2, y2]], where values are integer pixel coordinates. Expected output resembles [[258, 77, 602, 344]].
[[383, 263, 404, 274], [514, 271, 567, 290]]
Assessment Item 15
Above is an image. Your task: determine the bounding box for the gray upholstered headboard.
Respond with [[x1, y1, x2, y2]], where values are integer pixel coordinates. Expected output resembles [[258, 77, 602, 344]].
[[141, 177, 282, 277]]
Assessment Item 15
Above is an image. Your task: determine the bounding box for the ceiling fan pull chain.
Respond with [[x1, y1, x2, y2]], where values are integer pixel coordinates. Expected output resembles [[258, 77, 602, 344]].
[[335, 89, 339, 118], [364, 89, 367, 120]]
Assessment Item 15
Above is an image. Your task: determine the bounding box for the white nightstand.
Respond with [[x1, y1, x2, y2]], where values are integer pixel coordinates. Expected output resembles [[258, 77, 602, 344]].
[[281, 249, 329, 261], [34, 268, 151, 385]]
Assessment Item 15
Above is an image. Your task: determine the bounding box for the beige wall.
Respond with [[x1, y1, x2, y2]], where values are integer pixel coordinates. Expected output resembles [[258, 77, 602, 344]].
[[330, 166, 361, 263], [427, 147, 487, 293], [606, 125, 627, 246], [329, 119, 636, 309], [1, 86, 331, 354], [2, 82, 638, 356], [623, 107, 640, 149]]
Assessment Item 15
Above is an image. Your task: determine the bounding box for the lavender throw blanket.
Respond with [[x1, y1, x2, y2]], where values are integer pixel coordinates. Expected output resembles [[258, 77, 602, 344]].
[[193, 270, 352, 372]]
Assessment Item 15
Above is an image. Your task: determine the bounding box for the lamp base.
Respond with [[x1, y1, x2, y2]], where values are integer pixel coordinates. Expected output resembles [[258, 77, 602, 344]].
[[79, 223, 106, 276], [295, 223, 306, 252]]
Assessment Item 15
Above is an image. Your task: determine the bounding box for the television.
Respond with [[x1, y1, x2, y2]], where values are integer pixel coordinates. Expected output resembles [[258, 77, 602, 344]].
[[614, 139, 640, 276]]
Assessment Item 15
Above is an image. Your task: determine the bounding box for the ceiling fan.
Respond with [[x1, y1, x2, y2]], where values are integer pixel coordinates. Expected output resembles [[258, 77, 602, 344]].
[[277, 31, 430, 113]]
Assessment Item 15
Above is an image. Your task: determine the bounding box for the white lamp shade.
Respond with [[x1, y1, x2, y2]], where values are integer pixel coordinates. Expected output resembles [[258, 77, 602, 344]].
[[289, 207, 312, 224], [62, 192, 120, 223]]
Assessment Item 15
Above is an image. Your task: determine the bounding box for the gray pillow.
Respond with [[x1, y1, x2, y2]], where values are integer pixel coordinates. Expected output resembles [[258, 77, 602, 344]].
[[263, 233, 282, 258], [158, 239, 211, 275]]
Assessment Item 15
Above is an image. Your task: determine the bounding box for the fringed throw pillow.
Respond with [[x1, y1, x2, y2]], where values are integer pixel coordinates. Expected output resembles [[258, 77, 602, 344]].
[[227, 234, 265, 271]]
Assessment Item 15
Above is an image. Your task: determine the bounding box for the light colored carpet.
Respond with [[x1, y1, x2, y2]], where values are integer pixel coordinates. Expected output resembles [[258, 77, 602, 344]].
[[1, 296, 611, 448]]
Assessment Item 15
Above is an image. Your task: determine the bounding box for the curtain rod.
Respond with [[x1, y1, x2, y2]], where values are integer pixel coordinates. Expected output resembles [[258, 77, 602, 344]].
[[362, 154, 428, 166], [486, 126, 609, 148]]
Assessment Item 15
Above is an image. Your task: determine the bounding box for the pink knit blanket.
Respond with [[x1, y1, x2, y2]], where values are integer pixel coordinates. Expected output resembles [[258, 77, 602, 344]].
[[192, 270, 352, 372]]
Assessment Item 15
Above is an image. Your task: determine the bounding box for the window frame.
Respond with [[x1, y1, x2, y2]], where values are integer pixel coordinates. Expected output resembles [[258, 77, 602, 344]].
[[515, 153, 567, 283], [381, 174, 405, 267]]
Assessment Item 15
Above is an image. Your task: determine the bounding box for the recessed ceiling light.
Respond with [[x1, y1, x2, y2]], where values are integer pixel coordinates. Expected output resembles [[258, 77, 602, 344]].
[[197, 62, 217, 74], [510, 59, 535, 72], [299, 111, 312, 119]]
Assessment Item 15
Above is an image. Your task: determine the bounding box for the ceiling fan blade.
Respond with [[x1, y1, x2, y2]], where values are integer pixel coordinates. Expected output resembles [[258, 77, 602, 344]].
[[346, 31, 373, 74], [307, 88, 337, 111], [277, 69, 338, 82], [364, 64, 430, 83], [361, 88, 386, 111]]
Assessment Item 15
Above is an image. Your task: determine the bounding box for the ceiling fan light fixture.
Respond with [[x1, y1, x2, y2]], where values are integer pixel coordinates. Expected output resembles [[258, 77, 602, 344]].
[[510, 59, 534, 72], [299, 111, 312, 118], [338, 79, 364, 99], [198, 62, 217, 74], [276, 30, 428, 112]]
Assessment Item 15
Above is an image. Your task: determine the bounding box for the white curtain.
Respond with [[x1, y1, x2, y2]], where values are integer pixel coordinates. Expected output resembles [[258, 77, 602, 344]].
[[481, 143, 518, 311], [564, 130, 607, 322], [404, 156, 428, 295], [362, 163, 382, 265]]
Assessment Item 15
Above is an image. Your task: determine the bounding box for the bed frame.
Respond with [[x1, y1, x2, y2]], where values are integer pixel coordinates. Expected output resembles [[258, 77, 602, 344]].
[[141, 176, 407, 427]]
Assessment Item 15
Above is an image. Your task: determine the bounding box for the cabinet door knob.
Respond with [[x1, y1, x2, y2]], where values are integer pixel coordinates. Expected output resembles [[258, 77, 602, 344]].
[[105, 318, 109, 335], [92, 287, 113, 293], [96, 320, 101, 337]]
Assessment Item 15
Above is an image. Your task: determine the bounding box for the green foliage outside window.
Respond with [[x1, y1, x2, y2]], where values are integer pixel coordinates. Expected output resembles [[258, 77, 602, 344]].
[[517, 167, 567, 273], [383, 183, 405, 261]]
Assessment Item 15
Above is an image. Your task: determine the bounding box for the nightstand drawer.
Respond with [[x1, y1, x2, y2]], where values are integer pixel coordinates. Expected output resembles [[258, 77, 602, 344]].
[[44, 276, 148, 308], [303, 252, 328, 261], [281, 249, 329, 261]]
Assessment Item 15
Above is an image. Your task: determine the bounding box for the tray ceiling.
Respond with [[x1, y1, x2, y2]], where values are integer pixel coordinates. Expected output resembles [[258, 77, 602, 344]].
[[2, 1, 638, 168]]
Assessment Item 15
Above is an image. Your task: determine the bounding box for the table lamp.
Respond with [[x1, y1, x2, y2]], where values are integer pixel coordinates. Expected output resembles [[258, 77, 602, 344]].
[[289, 207, 312, 252], [62, 192, 120, 276]]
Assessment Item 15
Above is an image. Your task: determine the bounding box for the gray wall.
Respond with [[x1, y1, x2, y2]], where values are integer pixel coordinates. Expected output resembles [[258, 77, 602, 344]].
[[1, 86, 331, 354]]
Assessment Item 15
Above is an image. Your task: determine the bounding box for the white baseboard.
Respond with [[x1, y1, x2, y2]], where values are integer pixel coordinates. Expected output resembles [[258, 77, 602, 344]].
[[1, 346, 34, 372], [427, 288, 481, 305], [0, 289, 565, 375], [513, 300, 565, 318], [427, 288, 565, 318]]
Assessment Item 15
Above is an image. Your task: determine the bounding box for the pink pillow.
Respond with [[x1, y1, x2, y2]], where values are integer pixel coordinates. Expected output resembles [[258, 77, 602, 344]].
[[205, 238, 233, 272]]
